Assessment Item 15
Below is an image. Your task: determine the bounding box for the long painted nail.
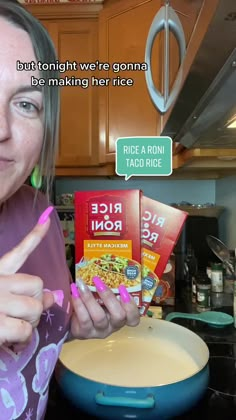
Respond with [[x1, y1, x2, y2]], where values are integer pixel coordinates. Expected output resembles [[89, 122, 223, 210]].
[[118, 284, 131, 303], [77, 278, 88, 293], [70, 283, 80, 299], [93, 276, 107, 292], [38, 206, 54, 225]]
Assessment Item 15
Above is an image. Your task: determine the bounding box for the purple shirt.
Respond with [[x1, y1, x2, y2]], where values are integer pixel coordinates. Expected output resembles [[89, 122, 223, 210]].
[[0, 185, 72, 419]]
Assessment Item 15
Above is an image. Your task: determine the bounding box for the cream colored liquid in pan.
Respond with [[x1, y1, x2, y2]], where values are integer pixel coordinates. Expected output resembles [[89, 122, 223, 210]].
[[62, 338, 199, 387]]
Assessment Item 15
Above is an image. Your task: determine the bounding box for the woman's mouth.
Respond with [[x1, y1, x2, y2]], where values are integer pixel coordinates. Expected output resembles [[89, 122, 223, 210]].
[[0, 157, 14, 170]]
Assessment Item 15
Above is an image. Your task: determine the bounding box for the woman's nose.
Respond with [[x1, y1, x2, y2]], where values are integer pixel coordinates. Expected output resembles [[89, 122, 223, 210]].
[[0, 105, 11, 142]]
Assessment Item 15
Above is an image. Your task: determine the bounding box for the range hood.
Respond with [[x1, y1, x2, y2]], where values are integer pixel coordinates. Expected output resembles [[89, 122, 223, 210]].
[[162, 0, 236, 149]]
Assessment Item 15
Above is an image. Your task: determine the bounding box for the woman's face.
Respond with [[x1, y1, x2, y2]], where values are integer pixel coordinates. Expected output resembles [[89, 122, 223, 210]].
[[0, 17, 44, 204]]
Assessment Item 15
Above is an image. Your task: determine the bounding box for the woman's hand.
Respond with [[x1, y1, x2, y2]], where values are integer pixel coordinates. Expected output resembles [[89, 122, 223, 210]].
[[0, 207, 54, 348], [70, 276, 140, 340]]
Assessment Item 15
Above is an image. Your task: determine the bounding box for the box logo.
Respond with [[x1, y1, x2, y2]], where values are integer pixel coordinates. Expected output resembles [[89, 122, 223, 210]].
[[141, 209, 166, 250], [87, 195, 127, 237]]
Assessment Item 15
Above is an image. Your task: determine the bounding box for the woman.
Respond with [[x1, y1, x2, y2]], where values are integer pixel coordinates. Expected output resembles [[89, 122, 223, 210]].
[[0, 1, 140, 419]]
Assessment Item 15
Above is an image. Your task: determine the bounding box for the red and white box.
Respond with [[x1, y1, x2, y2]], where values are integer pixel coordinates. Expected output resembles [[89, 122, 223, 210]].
[[75, 190, 142, 306], [140, 196, 187, 315]]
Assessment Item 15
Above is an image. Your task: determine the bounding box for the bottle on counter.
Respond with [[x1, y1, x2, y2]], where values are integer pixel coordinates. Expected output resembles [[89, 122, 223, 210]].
[[224, 249, 236, 294], [184, 244, 198, 301], [211, 262, 224, 293], [192, 275, 197, 303], [234, 280, 236, 328], [211, 292, 224, 309], [206, 262, 212, 281], [196, 271, 211, 312]]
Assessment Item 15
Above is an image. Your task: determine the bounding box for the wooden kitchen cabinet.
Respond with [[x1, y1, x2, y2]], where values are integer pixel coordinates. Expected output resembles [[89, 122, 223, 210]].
[[42, 19, 102, 168], [99, 0, 163, 163], [98, 0, 218, 164], [168, 0, 204, 90], [163, 0, 219, 129], [26, 1, 234, 179], [27, 3, 105, 169]]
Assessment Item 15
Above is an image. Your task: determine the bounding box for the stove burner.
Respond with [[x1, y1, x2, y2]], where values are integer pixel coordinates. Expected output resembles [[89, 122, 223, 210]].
[[209, 356, 236, 396], [206, 390, 236, 420]]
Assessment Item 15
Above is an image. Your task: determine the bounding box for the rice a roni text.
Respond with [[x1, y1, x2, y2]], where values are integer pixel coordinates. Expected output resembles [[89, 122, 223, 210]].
[[140, 196, 188, 315], [75, 190, 142, 306]]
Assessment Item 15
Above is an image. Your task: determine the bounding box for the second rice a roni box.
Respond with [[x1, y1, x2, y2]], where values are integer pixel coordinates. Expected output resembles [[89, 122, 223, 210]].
[[75, 190, 142, 306], [140, 196, 188, 315]]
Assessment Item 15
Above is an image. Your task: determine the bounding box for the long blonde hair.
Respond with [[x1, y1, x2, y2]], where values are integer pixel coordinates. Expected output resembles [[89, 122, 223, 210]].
[[0, 0, 60, 198]]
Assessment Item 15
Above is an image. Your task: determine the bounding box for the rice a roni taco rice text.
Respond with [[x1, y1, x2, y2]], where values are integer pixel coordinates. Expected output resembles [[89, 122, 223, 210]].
[[75, 190, 142, 306]]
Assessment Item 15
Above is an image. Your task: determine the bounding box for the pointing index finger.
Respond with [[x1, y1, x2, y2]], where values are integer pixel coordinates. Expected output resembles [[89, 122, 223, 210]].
[[0, 206, 54, 275]]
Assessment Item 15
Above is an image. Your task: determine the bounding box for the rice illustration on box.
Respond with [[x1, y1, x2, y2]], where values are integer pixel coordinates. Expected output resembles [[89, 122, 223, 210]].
[[140, 196, 188, 315], [75, 190, 142, 306]]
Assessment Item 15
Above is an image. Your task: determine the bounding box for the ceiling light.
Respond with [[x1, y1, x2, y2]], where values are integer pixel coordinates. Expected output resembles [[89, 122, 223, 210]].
[[226, 115, 236, 128], [217, 156, 236, 160]]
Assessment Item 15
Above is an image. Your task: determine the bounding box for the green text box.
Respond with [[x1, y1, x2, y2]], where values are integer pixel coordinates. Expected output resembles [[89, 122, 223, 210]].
[[115, 136, 172, 180]]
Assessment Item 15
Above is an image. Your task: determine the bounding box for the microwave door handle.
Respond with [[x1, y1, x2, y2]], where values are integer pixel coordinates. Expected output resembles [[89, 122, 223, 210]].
[[164, 1, 170, 106], [145, 6, 166, 113], [145, 3, 186, 113], [166, 6, 186, 111]]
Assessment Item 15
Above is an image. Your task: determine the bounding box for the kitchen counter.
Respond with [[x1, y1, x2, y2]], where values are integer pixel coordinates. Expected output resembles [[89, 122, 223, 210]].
[[45, 290, 236, 419], [165, 289, 236, 341]]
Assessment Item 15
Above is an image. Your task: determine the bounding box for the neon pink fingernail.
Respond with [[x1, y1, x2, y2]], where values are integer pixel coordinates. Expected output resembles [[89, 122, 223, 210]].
[[93, 276, 107, 292], [38, 206, 54, 225], [70, 283, 80, 299], [118, 284, 131, 303]]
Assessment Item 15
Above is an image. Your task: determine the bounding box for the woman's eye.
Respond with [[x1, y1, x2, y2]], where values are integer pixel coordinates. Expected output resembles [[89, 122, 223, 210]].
[[18, 101, 39, 113]]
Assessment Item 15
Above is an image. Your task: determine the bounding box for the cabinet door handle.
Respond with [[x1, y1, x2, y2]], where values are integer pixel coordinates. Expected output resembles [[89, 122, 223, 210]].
[[145, 2, 186, 114]]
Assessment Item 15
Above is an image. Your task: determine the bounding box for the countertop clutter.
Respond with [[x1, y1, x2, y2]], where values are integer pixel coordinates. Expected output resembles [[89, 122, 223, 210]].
[[45, 290, 236, 420]]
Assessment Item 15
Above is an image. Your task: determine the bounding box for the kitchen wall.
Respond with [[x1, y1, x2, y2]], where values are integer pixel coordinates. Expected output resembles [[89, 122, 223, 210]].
[[216, 175, 236, 249], [55, 177, 216, 205]]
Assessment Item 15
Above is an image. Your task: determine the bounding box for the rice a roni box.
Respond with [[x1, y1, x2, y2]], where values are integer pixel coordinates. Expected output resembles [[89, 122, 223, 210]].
[[152, 253, 176, 306], [140, 196, 188, 315], [75, 190, 142, 306]]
